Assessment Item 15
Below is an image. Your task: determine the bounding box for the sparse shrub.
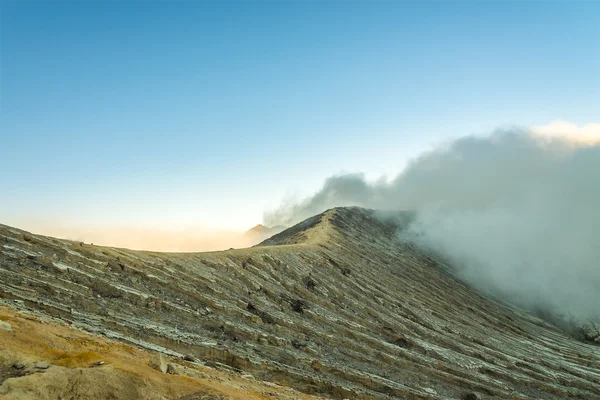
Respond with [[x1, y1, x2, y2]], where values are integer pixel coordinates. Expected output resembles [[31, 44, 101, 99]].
[[246, 301, 275, 324], [291, 339, 307, 350], [91, 280, 123, 299], [291, 299, 307, 313], [36, 256, 54, 268], [303, 276, 317, 290]]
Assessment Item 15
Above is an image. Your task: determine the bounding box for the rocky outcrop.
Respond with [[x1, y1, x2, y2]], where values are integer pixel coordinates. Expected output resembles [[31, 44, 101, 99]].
[[1, 207, 599, 399], [580, 320, 600, 343]]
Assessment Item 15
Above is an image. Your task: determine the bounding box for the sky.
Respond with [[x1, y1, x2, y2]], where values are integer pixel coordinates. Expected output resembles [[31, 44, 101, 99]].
[[0, 1, 598, 250]]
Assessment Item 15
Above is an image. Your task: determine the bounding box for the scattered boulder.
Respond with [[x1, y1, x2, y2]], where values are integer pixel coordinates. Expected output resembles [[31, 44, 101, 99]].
[[148, 354, 168, 373], [183, 354, 196, 362], [91, 361, 106, 367], [0, 320, 12, 331], [166, 363, 178, 375], [579, 320, 600, 343], [34, 361, 49, 369], [464, 392, 481, 400]]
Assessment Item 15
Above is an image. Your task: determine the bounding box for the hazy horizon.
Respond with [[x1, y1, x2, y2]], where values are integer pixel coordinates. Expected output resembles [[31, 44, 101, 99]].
[[1, 1, 598, 251]]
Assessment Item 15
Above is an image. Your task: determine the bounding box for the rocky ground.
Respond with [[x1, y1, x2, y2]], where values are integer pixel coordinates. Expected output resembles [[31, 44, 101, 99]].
[[0, 306, 323, 400], [1, 207, 599, 399]]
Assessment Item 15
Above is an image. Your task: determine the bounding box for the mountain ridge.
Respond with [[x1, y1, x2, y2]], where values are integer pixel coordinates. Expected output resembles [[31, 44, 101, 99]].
[[1, 207, 599, 399]]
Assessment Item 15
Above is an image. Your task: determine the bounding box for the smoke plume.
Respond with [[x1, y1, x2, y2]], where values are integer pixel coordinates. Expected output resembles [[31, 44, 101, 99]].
[[265, 124, 600, 321]]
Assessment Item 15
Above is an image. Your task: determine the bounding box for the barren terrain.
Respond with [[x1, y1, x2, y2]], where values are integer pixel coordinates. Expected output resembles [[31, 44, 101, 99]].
[[1, 207, 599, 399]]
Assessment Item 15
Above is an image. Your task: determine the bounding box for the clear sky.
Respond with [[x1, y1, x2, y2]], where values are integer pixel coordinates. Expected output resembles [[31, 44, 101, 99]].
[[1, 1, 598, 247]]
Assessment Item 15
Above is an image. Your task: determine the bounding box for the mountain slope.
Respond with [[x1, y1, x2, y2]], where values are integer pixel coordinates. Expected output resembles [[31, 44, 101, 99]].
[[1, 207, 599, 399]]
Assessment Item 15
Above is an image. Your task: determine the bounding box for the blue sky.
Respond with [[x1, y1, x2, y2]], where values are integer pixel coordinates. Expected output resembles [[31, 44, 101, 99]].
[[1, 1, 599, 241]]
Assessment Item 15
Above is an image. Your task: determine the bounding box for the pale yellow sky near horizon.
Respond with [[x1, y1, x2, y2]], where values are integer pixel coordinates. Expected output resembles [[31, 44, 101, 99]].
[[9, 221, 274, 252]]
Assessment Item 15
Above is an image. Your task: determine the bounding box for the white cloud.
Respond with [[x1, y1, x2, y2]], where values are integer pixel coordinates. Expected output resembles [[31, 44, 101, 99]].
[[531, 120, 600, 145]]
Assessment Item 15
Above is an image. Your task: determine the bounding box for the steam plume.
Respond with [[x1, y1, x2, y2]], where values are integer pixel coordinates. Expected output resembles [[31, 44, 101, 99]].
[[265, 124, 600, 321]]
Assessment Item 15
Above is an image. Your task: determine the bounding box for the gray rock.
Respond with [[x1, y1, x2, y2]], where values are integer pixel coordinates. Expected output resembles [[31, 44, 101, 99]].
[[579, 320, 600, 342], [166, 363, 178, 375], [12, 362, 25, 370], [91, 361, 105, 367], [464, 392, 481, 400], [34, 361, 49, 369]]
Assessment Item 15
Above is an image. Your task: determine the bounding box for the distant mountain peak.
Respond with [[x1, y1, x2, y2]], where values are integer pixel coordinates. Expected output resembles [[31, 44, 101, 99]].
[[244, 223, 285, 242]]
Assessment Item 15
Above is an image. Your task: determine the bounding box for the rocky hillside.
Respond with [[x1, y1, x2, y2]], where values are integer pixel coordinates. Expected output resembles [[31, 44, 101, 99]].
[[1, 207, 599, 399]]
